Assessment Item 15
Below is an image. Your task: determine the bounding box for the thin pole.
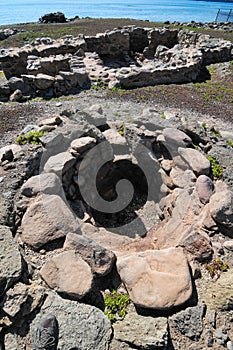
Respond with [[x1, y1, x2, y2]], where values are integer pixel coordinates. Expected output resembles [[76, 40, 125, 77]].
[[215, 8, 220, 22], [226, 9, 232, 22]]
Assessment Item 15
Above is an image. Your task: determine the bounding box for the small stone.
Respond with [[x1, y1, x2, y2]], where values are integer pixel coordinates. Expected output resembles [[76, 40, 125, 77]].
[[71, 136, 96, 154], [204, 329, 213, 347], [196, 175, 214, 204], [113, 312, 168, 349], [223, 240, 233, 251], [227, 341, 233, 350]]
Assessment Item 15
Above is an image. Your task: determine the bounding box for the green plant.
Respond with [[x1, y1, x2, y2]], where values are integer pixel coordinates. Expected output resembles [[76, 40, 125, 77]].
[[227, 140, 233, 147], [16, 130, 47, 145], [205, 258, 229, 279], [160, 112, 166, 119], [210, 129, 221, 138], [116, 124, 125, 136], [104, 290, 130, 322], [207, 155, 223, 179], [201, 122, 207, 130]]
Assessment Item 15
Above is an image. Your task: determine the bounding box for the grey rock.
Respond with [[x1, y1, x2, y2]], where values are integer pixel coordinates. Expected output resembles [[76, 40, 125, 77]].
[[20, 173, 63, 197], [209, 188, 233, 236], [196, 174, 214, 204], [43, 151, 76, 175], [178, 147, 210, 175], [227, 341, 233, 350], [113, 312, 168, 349], [208, 145, 233, 190], [0, 194, 13, 226], [2, 282, 28, 317], [64, 232, 116, 276], [0, 225, 22, 296], [223, 240, 233, 251], [30, 292, 112, 350], [171, 304, 206, 340], [70, 136, 96, 154]]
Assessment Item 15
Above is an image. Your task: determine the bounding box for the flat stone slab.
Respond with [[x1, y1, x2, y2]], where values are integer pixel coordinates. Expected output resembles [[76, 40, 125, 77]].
[[116, 247, 192, 310], [113, 312, 168, 349]]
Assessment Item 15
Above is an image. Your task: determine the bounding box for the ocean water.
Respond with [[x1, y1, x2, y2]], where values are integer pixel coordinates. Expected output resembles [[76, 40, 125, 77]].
[[0, 0, 232, 25]]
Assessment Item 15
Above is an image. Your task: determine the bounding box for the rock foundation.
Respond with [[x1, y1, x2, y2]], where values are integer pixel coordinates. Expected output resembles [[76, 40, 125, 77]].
[[0, 102, 233, 348], [0, 25, 232, 100]]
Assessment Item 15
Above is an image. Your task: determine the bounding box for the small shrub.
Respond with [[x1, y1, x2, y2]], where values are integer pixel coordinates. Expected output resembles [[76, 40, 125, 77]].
[[104, 290, 130, 323], [160, 112, 166, 119], [210, 129, 221, 138], [227, 140, 233, 148], [201, 122, 207, 130], [205, 258, 229, 279], [116, 124, 125, 136], [16, 130, 47, 145], [207, 155, 223, 179]]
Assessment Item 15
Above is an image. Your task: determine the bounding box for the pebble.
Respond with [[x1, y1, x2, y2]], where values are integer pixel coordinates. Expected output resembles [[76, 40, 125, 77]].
[[0, 177, 4, 183], [56, 102, 62, 107], [223, 241, 233, 251], [227, 341, 233, 350]]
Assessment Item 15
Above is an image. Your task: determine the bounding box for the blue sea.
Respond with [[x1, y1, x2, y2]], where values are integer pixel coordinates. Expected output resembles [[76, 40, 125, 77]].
[[0, 0, 232, 25]]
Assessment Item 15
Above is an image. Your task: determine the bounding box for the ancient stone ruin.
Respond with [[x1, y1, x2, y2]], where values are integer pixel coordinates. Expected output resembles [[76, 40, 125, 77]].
[[1, 103, 233, 349], [0, 25, 232, 101]]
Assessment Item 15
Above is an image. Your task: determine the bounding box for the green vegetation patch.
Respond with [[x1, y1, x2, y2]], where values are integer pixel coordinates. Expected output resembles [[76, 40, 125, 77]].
[[104, 290, 130, 322], [207, 155, 223, 179], [16, 130, 47, 145], [205, 258, 229, 279]]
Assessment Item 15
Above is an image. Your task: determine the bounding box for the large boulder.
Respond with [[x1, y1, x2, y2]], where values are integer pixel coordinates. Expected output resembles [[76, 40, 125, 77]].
[[30, 292, 112, 350], [116, 247, 192, 310], [19, 194, 79, 249]]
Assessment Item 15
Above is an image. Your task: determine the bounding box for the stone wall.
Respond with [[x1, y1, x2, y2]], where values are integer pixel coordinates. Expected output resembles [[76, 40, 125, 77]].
[[0, 26, 232, 101]]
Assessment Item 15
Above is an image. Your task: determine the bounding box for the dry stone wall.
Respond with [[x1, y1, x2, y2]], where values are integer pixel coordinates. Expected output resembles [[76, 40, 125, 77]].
[[1, 103, 233, 348], [0, 26, 232, 101]]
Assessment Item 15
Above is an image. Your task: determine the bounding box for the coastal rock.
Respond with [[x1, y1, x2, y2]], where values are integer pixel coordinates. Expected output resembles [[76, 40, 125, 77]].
[[30, 292, 112, 350], [39, 12, 67, 23], [116, 247, 192, 310]]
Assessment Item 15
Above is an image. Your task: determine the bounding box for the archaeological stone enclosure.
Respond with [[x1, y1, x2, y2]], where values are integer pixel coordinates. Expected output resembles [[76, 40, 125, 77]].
[[0, 25, 232, 101], [0, 23, 233, 350]]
